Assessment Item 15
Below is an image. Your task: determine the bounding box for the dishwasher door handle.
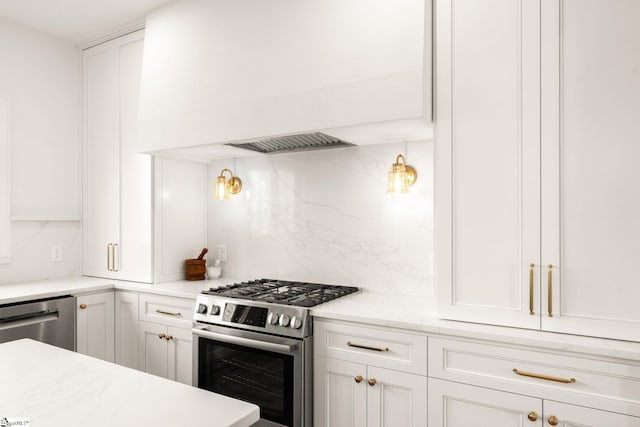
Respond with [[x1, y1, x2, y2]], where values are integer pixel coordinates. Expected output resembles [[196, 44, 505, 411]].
[[0, 312, 59, 331]]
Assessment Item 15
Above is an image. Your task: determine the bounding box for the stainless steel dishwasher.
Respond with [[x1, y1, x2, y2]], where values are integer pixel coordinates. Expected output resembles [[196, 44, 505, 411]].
[[0, 295, 76, 350]]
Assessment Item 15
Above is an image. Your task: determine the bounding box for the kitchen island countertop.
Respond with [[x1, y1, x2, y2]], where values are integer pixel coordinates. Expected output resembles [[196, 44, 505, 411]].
[[0, 339, 259, 427]]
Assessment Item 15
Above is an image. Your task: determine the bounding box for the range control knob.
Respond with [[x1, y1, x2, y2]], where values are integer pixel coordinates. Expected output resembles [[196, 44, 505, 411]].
[[290, 316, 302, 329], [197, 303, 208, 314], [279, 314, 291, 327], [267, 312, 280, 325], [210, 305, 221, 316]]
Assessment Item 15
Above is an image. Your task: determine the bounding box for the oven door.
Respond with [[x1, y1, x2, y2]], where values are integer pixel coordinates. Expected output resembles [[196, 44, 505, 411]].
[[193, 324, 311, 427]]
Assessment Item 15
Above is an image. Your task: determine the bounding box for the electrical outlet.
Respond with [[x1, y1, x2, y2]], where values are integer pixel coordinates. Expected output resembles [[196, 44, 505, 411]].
[[51, 245, 63, 262], [218, 244, 227, 262]]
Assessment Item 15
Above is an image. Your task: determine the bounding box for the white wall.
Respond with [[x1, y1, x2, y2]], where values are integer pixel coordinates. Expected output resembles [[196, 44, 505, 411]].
[[208, 141, 433, 297], [0, 19, 81, 284]]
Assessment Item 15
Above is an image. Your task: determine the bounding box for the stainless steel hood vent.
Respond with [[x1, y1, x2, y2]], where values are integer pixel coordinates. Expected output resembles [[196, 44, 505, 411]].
[[225, 132, 355, 154]]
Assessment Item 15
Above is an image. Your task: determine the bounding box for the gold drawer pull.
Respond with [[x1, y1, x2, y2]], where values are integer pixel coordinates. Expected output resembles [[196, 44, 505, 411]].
[[528, 411, 538, 422], [513, 368, 575, 384], [165, 335, 173, 341], [354, 375, 363, 384], [367, 378, 377, 387], [158, 333, 166, 339], [156, 309, 181, 316], [347, 341, 389, 352], [548, 415, 559, 426], [79, 303, 87, 310]]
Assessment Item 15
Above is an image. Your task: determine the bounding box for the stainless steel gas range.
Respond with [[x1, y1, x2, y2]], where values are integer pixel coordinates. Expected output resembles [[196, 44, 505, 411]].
[[192, 279, 358, 427]]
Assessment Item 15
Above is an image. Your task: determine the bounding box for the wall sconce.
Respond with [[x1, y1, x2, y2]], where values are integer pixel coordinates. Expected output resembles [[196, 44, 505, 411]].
[[387, 154, 417, 194], [214, 168, 243, 200]]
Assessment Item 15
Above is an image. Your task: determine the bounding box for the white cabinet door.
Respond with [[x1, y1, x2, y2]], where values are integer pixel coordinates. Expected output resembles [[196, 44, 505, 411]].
[[540, 0, 640, 342], [139, 321, 168, 379], [435, 0, 541, 329], [115, 291, 139, 369], [77, 292, 115, 362], [314, 356, 367, 427], [166, 326, 192, 385], [543, 401, 640, 427], [428, 378, 543, 427], [83, 41, 118, 279], [115, 32, 152, 283], [83, 29, 152, 283], [367, 366, 427, 427]]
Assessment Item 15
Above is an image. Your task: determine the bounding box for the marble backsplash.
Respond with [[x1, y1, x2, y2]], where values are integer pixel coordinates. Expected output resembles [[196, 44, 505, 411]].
[[207, 141, 433, 297], [0, 221, 81, 285]]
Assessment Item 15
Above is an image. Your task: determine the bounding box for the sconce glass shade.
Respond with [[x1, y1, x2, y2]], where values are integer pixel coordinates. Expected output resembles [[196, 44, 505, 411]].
[[214, 168, 243, 200], [214, 175, 230, 200], [387, 154, 417, 194]]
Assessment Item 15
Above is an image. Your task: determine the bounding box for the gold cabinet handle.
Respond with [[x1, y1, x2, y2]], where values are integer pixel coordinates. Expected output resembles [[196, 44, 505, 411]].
[[165, 335, 173, 341], [513, 368, 575, 384], [107, 243, 115, 271], [548, 415, 558, 426], [528, 411, 538, 422], [79, 303, 87, 310], [113, 243, 119, 272], [529, 263, 535, 315], [354, 375, 363, 384], [367, 378, 377, 387], [547, 264, 553, 317], [158, 333, 166, 339], [156, 309, 181, 317], [347, 341, 389, 352]]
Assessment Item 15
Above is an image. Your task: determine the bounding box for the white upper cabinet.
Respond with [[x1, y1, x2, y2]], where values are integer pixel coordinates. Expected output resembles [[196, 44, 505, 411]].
[[83, 30, 153, 283], [540, 0, 640, 340], [138, 0, 432, 156], [436, 0, 640, 341], [435, 0, 541, 329]]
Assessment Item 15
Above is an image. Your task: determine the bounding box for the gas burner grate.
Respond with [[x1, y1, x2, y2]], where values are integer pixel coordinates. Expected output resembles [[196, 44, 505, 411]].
[[203, 279, 358, 307]]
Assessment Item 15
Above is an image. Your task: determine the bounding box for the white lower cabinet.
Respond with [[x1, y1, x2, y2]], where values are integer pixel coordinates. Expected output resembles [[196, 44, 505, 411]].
[[428, 378, 541, 427], [314, 356, 427, 427], [429, 379, 640, 427], [115, 291, 139, 369], [543, 401, 640, 427], [76, 291, 115, 362], [314, 320, 428, 427], [138, 321, 192, 385]]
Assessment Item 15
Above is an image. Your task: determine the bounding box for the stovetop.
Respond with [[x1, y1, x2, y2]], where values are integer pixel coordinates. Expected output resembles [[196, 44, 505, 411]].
[[202, 279, 359, 308]]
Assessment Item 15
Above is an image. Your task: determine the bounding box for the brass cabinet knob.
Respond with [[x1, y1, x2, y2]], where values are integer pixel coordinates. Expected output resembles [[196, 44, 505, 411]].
[[354, 375, 363, 384], [527, 411, 538, 422], [165, 335, 173, 341], [368, 378, 377, 387], [548, 415, 558, 426], [79, 303, 87, 310], [158, 333, 166, 339]]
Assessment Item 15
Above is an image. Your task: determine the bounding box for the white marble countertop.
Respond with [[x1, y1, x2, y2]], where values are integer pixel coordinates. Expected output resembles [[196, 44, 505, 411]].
[[4, 276, 639, 362], [0, 339, 259, 427], [0, 275, 240, 305], [311, 290, 640, 361]]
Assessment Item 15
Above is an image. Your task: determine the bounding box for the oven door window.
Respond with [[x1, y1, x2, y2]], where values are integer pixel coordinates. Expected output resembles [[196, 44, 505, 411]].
[[198, 337, 294, 426]]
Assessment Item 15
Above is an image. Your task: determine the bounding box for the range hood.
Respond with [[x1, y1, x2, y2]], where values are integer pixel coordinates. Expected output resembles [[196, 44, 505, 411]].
[[138, 0, 432, 161]]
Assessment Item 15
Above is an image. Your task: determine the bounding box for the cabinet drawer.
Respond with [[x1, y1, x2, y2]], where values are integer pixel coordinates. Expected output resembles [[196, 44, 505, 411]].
[[314, 320, 427, 375], [429, 337, 640, 416], [139, 294, 194, 329]]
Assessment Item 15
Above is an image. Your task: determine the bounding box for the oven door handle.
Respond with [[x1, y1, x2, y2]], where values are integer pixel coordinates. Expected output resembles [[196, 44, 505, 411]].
[[192, 327, 299, 355]]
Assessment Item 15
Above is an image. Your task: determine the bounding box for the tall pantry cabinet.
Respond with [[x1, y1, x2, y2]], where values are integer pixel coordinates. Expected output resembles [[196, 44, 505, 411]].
[[83, 30, 152, 283], [435, 0, 640, 342]]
